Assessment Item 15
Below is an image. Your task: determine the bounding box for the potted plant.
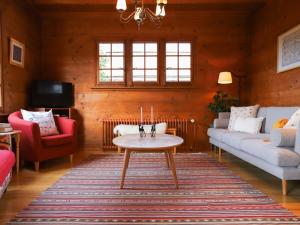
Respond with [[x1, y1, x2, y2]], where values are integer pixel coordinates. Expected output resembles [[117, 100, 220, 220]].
[[208, 91, 239, 117]]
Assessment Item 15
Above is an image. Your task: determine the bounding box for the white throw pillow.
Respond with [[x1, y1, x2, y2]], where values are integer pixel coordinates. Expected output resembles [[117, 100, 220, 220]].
[[232, 117, 264, 134], [284, 109, 300, 128], [228, 105, 259, 130], [21, 109, 59, 136]]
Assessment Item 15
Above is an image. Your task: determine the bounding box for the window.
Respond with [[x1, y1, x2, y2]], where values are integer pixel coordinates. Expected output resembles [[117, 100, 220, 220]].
[[166, 42, 191, 82], [98, 42, 125, 83], [96, 40, 193, 88], [132, 42, 158, 82]]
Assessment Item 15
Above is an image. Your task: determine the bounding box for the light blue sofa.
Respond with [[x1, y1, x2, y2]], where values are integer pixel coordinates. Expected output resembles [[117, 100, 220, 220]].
[[207, 107, 300, 195]]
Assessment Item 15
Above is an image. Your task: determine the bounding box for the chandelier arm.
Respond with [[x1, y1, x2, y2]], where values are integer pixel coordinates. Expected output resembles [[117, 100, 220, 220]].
[[120, 11, 136, 23], [144, 8, 161, 27]]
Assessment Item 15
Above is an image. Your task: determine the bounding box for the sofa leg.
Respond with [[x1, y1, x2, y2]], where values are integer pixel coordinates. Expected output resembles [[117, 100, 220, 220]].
[[218, 147, 222, 162], [282, 179, 287, 195], [34, 162, 39, 172], [70, 154, 74, 164]]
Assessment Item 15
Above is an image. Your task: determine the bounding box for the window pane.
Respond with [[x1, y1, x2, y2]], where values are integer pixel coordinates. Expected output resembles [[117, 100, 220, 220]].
[[179, 70, 191, 82], [179, 43, 191, 55], [112, 70, 124, 82], [146, 70, 157, 82], [133, 57, 144, 69], [166, 56, 178, 69], [166, 43, 178, 55], [99, 70, 111, 82], [112, 56, 124, 69], [99, 43, 111, 55], [133, 43, 144, 55], [179, 56, 191, 68], [99, 56, 110, 69], [146, 57, 157, 69], [133, 70, 144, 82], [112, 43, 124, 56], [166, 70, 178, 82], [146, 43, 157, 55]]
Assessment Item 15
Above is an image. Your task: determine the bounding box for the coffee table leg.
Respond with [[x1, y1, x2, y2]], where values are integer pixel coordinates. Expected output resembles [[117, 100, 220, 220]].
[[120, 149, 131, 189], [164, 151, 170, 168], [168, 150, 179, 189]]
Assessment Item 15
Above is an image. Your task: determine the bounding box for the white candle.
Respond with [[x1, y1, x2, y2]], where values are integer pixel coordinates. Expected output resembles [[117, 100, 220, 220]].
[[140, 107, 143, 124], [151, 106, 154, 123]]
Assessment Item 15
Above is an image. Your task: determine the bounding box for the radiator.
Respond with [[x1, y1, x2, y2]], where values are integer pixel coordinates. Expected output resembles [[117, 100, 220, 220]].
[[102, 118, 189, 151]]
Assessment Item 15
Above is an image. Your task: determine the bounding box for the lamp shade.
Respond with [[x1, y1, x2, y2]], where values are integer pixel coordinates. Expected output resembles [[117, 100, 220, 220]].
[[218, 72, 232, 84], [116, 0, 127, 12]]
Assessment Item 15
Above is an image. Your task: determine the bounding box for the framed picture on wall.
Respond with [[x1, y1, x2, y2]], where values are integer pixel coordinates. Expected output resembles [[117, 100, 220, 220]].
[[9, 38, 25, 68], [277, 24, 300, 73]]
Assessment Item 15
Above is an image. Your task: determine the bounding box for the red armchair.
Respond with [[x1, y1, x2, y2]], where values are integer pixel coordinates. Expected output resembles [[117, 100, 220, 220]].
[[8, 111, 77, 171]]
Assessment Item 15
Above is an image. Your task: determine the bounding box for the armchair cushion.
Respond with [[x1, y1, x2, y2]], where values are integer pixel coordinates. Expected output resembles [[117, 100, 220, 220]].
[[41, 134, 73, 147]]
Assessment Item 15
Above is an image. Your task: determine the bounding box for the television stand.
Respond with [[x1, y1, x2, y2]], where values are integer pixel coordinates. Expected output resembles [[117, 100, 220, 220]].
[[32, 107, 74, 119]]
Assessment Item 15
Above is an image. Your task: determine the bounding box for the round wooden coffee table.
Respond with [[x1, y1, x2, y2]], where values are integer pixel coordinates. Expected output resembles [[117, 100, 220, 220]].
[[113, 134, 184, 189]]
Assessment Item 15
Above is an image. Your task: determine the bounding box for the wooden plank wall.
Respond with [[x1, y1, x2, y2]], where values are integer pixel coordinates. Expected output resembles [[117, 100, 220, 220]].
[[40, 9, 251, 149], [0, 0, 40, 113], [245, 0, 300, 105]]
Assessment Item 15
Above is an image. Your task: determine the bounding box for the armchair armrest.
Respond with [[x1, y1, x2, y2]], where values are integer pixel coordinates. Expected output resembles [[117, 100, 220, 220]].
[[213, 118, 229, 129], [55, 117, 77, 135]]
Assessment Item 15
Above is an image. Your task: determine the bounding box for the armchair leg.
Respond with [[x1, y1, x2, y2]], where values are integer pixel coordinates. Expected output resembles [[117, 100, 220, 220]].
[[70, 154, 74, 164], [118, 147, 122, 154], [282, 179, 287, 195], [34, 162, 39, 172]]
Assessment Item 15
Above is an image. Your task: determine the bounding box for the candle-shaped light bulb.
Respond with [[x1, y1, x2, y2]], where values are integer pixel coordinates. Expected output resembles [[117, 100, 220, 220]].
[[140, 107, 143, 124], [151, 106, 154, 123]]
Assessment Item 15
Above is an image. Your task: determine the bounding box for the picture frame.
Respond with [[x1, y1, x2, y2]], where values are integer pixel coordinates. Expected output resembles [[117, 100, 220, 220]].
[[277, 24, 300, 73], [9, 37, 25, 68]]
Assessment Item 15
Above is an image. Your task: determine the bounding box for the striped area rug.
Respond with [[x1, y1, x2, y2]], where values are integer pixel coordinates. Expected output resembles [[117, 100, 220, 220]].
[[8, 153, 300, 224]]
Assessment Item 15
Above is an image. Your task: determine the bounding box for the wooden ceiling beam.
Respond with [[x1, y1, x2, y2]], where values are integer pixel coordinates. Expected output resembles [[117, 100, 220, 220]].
[[26, 0, 265, 6]]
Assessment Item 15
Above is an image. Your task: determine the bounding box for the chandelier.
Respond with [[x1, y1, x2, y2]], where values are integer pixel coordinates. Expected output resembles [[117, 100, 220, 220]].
[[116, 0, 167, 29]]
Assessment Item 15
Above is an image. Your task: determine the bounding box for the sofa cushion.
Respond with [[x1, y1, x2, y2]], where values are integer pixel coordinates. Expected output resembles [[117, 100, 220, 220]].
[[41, 134, 73, 147], [221, 132, 269, 149], [0, 150, 15, 184], [240, 139, 300, 167], [207, 128, 229, 142]]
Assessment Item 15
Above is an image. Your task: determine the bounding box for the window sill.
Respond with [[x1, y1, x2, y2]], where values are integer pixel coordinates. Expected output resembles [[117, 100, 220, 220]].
[[91, 86, 198, 91]]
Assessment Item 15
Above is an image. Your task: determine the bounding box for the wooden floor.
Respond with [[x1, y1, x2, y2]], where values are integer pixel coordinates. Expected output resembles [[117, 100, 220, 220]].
[[1, 148, 300, 224]]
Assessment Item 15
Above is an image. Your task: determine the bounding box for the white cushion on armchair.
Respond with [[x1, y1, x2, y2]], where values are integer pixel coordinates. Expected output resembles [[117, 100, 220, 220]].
[[113, 122, 167, 136]]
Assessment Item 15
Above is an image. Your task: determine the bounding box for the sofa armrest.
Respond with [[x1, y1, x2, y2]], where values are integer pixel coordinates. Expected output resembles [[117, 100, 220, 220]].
[[213, 118, 229, 129], [294, 122, 300, 154]]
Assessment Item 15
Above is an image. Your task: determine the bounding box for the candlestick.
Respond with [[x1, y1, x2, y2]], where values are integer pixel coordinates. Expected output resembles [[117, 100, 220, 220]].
[[140, 107, 143, 124], [151, 106, 153, 123]]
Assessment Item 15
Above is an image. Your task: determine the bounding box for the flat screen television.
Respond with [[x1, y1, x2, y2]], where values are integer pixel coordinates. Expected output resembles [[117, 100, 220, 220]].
[[30, 80, 74, 108]]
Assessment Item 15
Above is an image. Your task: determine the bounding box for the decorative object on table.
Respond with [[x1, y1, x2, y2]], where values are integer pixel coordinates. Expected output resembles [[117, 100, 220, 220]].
[[0, 123, 13, 133], [217, 71, 246, 102], [9, 37, 25, 68], [277, 24, 300, 73], [150, 106, 156, 137], [150, 124, 156, 137], [116, 0, 167, 29], [208, 91, 238, 114], [138, 124, 146, 138]]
